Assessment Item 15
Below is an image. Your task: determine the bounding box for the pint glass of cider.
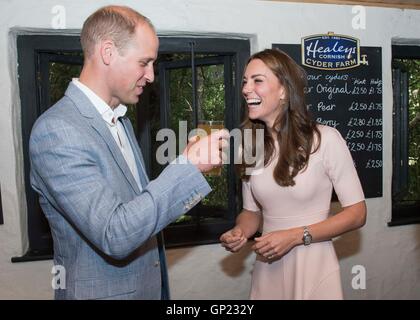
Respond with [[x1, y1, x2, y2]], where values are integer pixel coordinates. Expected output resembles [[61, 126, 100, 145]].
[[197, 120, 224, 176]]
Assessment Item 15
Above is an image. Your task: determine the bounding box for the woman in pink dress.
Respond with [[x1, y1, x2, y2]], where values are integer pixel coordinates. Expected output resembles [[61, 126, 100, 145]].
[[220, 49, 366, 300]]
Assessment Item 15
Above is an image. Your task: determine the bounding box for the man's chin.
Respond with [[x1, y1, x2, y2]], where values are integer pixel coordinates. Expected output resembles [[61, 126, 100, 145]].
[[122, 96, 140, 105]]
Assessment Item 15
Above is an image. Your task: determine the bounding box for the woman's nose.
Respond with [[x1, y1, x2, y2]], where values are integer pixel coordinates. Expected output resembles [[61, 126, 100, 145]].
[[242, 84, 252, 95]]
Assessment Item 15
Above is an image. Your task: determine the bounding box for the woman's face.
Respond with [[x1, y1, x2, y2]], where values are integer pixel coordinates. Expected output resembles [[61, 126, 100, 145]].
[[242, 58, 286, 128]]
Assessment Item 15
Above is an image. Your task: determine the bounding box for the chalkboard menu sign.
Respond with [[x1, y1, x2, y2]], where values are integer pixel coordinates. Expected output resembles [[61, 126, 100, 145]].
[[273, 43, 383, 198]]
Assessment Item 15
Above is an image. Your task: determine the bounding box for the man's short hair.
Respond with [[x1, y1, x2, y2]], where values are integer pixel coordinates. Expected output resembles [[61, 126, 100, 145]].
[[80, 5, 155, 58]]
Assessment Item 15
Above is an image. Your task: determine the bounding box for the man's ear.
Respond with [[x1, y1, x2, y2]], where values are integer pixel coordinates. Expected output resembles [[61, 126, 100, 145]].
[[100, 40, 114, 65]]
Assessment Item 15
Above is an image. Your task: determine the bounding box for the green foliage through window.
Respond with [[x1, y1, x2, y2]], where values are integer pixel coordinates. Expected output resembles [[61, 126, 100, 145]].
[[396, 59, 420, 203]]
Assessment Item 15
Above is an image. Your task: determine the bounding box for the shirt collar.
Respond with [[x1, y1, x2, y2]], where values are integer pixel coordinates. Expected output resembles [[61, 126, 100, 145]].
[[72, 78, 127, 126]]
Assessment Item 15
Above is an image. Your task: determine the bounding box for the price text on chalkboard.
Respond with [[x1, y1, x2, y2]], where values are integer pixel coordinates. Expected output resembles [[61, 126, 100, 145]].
[[273, 44, 383, 198]]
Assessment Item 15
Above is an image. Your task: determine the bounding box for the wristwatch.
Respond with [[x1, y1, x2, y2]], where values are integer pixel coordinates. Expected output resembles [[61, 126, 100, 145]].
[[302, 226, 312, 246]]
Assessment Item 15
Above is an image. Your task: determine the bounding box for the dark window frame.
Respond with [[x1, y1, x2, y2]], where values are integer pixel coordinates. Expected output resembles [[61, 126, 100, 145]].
[[14, 35, 82, 262], [154, 39, 250, 247], [390, 44, 420, 227], [14, 34, 249, 261]]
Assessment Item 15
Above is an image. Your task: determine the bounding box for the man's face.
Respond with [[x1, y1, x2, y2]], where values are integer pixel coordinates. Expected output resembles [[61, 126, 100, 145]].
[[108, 23, 159, 107]]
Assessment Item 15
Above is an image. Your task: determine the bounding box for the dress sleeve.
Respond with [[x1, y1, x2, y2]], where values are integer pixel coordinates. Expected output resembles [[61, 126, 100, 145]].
[[242, 180, 261, 212], [322, 127, 365, 207]]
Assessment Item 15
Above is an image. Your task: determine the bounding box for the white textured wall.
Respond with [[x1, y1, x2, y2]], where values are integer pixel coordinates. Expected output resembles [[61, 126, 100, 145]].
[[0, 0, 419, 300]]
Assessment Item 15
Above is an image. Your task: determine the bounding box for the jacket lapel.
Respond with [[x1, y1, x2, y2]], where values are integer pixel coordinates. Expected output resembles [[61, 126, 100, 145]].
[[120, 116, 150, 186], [65, 83, 142, 195], [90, 117, 142, 194]]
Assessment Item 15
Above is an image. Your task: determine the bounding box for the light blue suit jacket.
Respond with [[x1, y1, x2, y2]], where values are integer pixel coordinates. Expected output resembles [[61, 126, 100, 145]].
[[29, 83, 211, 299]]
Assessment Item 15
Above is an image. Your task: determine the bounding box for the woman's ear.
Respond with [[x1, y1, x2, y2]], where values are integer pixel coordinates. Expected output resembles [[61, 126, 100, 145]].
[[279, 85, 287, 101]]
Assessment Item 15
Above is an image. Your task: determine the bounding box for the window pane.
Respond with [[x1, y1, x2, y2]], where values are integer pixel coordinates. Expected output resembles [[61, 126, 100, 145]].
[[396, 59, 420, 203], [165, 61, 229, 225], [196, 64, 228, 213], [169, 67, 194, 133], [167, 67, 194, 225], [49, 62, 81, 105], [143, 79, 161, 179], [197, 64, 225, 122], [125, 104, 138, 133]]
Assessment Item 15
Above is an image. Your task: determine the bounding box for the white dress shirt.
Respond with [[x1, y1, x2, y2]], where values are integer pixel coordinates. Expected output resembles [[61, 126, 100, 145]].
[[72, 78, 142, 191]]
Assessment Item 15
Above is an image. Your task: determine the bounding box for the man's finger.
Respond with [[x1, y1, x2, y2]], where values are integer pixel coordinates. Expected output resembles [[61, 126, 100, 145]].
[[210, 129, 230, 141], [219, 138, 229, 150], [188, 135, 200, 143]]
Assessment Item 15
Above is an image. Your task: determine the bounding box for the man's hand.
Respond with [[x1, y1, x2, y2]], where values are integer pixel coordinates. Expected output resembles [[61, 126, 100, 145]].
[[183, 129, 230, 173]]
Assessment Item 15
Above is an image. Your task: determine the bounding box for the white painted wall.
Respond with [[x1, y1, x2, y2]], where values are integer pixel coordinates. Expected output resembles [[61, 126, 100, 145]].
[[0, 0, 419, 300]]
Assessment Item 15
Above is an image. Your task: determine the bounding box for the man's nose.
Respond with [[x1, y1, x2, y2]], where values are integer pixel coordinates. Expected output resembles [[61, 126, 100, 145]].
[[145, 64, 155, 83]]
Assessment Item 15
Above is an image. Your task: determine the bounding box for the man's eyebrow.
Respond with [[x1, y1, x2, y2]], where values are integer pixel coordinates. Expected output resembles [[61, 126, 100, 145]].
[[139, 57, 155, 62]]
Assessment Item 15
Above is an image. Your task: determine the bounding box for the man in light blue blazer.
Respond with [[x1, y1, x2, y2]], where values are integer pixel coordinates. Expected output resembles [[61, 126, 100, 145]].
[[29, 5, 228, 300]]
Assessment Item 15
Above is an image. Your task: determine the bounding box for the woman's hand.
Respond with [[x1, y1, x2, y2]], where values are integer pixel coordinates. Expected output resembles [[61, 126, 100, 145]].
[[220, 227, 248, 252], [252, 228, 301, 261]]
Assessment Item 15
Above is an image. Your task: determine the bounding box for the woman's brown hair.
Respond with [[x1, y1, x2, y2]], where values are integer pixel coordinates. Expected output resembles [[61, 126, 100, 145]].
[[239, 49, 320, 186]]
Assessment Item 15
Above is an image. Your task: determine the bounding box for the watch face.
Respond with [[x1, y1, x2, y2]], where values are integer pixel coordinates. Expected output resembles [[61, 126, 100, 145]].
[[304, 233, 312, 245], [302, 227, 312, 245]]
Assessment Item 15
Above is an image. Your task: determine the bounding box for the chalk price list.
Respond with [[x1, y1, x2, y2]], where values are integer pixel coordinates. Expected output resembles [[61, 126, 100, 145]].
[[345, 103, 383, 170], [307, 74, 383, 173]]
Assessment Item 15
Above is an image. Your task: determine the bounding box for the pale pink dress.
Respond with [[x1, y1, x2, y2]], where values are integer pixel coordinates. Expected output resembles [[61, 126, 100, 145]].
[[243, 125, 365, 300]]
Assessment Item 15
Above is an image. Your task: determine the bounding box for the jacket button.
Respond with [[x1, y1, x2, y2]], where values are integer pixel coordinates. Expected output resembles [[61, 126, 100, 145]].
[[154, 261, 160, 267]]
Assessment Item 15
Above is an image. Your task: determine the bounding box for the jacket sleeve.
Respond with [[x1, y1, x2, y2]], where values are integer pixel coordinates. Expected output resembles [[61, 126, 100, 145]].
[[29, 116, 211, 260]]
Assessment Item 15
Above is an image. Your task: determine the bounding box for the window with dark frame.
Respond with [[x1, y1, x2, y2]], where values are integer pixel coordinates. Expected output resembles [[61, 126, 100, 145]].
[[390, 45, 420, 226], [14, 34, 249, 262]]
